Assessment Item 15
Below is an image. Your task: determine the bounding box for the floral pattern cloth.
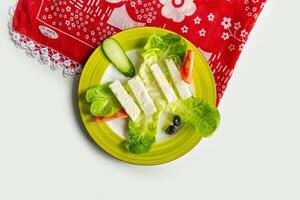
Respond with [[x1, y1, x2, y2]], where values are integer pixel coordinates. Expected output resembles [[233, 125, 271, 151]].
[[11, 0, 267, 104]]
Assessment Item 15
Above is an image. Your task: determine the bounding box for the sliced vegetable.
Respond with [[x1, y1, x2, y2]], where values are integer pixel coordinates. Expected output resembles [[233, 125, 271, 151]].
[[127, 112, 161, 154], [168, 96, 221, 137], [86, 83, 121, 117], [94, 109, 128, 123], [180, 50, 194, 84], [102, 38, 135, 77]]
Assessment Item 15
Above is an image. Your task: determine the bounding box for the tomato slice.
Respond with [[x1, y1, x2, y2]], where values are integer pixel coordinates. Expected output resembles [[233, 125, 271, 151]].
[[180, 50, 194, 84], [94, 109, 128, 123]]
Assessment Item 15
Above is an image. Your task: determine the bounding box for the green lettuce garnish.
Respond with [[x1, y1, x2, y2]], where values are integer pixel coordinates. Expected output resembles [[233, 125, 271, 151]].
[[85, 83, 121, 117], [168, 96, 221, 137], [142, 34, 187, 66], [126, 112, 161, 154]]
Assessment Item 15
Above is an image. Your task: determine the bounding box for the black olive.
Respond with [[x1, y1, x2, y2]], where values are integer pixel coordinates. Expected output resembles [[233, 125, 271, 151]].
[[173, 115, 181, 126], [166, 125, 176, 135]]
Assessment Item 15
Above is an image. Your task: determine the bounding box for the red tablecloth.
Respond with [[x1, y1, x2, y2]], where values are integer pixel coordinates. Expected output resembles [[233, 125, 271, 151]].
[[11, 0, 266, 104]]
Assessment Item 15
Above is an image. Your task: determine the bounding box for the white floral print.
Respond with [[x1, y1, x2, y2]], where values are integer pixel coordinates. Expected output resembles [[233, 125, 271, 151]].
[[181, 25, 188, 33], [221, 17, 232, 29], [194, 16, 201, 24], [208, 13, 215, 21], [220, 17, 248, 51], [239, 43, 245, 51], [244, 0, 264, 19], [65, 20, 70, 26], [199, 28, 206, 37], [234, 22, 241, 30], [240, 29, 248, 37], [130, 2, 136, 7], [221, 32, 230, 40], [228, 44, 235, 51], [160, 0, 196, 22]]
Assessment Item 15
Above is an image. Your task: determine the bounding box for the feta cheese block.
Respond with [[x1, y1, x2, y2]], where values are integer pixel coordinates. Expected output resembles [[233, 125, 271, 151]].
[[165, 59, 192, 99], [128, 76, 157, 116], [150, 63, 177, 103], [109, 80, 140, 121]]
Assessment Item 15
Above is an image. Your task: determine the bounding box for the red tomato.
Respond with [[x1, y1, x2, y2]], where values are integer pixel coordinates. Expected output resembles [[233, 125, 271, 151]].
[[180, 50, 194, 84], [94, 109, 128, 123]]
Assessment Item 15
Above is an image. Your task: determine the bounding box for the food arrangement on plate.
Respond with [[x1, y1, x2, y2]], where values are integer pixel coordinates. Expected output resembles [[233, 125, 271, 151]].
[[84, 32, 221, 155]]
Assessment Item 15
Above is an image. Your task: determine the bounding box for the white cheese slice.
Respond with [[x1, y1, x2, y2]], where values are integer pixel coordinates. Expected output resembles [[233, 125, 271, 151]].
[[165, 59, 192, 99], [109, 80, 140, 121], [128, 76, 157, 116], [150, 63, 177, 103]]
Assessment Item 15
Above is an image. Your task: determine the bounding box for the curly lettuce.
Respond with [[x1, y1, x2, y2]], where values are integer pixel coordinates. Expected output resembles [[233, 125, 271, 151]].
[[126, 112, 161, 154], [142, 33, 187, 66], [85, 83, 121, 117], [168, 96, 221, 137]]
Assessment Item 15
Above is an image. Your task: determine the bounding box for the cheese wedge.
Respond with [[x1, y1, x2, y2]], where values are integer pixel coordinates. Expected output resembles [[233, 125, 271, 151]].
[[165, 59, 192, 99], [109, 80, 140, 121], [128, 76, 157, 116], [150, 63, 177, 103]]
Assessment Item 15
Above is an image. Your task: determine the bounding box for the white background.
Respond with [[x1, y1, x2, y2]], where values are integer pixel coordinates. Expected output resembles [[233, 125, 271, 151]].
[[1, 1, 300, 199]]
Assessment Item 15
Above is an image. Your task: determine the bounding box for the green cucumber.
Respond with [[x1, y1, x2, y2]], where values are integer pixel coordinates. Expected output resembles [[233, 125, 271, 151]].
[[102, 38, 136, 77]]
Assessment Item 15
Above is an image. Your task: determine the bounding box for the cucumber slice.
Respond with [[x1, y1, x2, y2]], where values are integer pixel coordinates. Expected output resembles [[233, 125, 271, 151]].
[[102, 38, 136, 77]]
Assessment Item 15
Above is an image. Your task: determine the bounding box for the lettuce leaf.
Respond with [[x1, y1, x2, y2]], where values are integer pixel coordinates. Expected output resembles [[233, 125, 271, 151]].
[[90, 98, 120, 117], [143, 34, 187, 65], [86, 83, 121, 117], [137, 33, 187, 110], [86, 82, 112, 103], [127, 112, 161, 154], [168, 96, 221, 137]]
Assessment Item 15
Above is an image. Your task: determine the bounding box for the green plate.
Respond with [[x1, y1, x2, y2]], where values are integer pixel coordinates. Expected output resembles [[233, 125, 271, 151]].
[[78, 27, 216, 165]]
